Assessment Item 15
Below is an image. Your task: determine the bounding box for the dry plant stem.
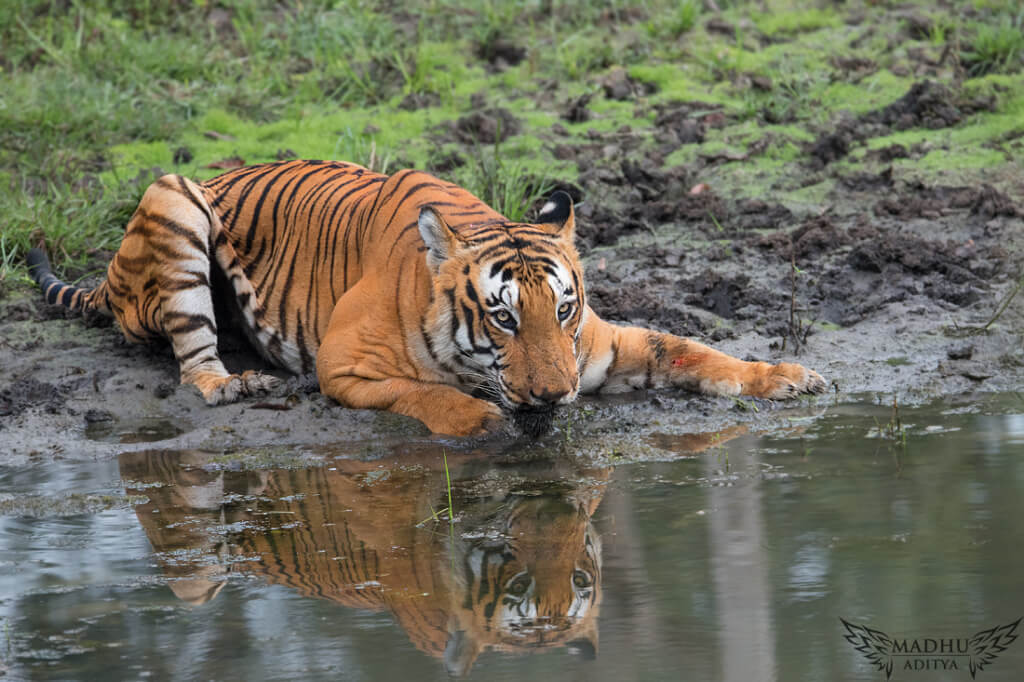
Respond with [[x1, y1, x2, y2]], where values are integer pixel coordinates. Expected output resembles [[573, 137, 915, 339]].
[[982, 275, 1022, 332], [790, 247, 799, 350]]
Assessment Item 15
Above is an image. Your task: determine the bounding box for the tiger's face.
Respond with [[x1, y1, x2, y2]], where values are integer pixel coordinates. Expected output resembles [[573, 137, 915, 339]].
[[444, 494, 602, 676], [420, 192, 584, 426]]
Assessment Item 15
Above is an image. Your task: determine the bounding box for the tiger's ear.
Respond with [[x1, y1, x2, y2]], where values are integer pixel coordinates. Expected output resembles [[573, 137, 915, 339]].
[[418, 206, 463, 272], [536, 190, 575, 240]]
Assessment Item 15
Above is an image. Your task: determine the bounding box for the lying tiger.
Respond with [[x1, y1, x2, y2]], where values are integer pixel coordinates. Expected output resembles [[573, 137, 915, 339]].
[[28, 160, 826, 436]]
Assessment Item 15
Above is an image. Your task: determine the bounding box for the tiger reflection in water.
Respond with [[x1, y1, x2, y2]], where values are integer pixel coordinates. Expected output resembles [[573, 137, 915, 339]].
[[121, 429, 742, 675], [121, 449, 607, 676]]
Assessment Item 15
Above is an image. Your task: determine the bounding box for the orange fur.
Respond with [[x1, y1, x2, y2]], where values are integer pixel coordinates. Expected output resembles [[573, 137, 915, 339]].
[[121, 450, 606, 675], [29, 160, 827, 436]]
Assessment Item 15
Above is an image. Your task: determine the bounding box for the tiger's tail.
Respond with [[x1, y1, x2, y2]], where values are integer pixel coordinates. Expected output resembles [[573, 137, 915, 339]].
[[26, 248, 111, 315]]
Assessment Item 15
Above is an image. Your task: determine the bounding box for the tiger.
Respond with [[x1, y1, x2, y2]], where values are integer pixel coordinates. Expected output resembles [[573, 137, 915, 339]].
[[120, 448, 608, 676], [28, 159, 827, 436]]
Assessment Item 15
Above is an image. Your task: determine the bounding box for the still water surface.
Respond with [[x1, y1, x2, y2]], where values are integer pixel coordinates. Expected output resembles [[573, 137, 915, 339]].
[[1, 394, 1023, 681]]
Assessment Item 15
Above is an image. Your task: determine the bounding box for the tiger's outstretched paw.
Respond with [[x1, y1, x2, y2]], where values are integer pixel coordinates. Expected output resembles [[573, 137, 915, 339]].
[[753, 363, 827, 399], [193, 371, 282, 405], [421, 398, 506, 437]]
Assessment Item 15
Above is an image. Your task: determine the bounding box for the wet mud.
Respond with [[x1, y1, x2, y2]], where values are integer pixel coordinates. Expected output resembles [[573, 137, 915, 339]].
[[2, 77, 1023, 466]]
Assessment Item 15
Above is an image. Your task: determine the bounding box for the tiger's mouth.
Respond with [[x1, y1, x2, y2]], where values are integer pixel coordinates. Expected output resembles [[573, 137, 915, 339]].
[[511, 405, 556, 439]]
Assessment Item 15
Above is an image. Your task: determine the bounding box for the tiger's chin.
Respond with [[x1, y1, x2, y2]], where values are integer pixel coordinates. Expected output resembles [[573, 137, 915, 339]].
[[511, 405, 556, 439]]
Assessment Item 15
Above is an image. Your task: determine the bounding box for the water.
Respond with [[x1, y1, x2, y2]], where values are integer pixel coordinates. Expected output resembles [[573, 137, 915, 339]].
[[1, 394, 1023, 681]]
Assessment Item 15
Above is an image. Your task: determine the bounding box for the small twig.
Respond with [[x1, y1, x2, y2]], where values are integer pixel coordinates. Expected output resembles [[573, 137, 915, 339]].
[[982, 275, 1022, 332], [707, 210, 725, 232], [790, 247, 798, 347], [784, 239, 806, 353]]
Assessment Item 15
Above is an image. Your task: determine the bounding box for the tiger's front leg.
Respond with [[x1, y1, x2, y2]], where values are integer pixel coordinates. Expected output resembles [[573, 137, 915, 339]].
[[317, 373, 505, 436], [578, 308, 827, 399], [316, 279, 506, 436]]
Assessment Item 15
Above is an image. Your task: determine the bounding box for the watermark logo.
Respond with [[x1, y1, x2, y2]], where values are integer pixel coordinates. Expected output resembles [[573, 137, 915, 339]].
[[841, 618, 1020, 679]]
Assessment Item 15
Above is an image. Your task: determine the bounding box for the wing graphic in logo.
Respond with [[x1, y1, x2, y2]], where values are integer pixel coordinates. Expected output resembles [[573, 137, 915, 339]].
[[968, 618, 1021, 679], [841, 618, 894, 680]]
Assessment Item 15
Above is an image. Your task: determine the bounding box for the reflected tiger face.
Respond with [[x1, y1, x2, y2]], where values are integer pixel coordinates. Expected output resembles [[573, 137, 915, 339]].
[[443, 495, 602, 675]]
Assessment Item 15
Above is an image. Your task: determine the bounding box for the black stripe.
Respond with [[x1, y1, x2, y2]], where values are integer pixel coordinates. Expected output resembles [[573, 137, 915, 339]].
[[160, 273, 211, 291], [174, 175, 214, 225], [296, 313, 313, 374], [386, 220, 420, 264], [164, 312, 216, 335], [210, 162, 287, 212], [243, 237, 268, 278], [243, 164, 300, 253], [140, 210, 207, 255], [45, 282, 62, 303], [177, 344, 216, 363]]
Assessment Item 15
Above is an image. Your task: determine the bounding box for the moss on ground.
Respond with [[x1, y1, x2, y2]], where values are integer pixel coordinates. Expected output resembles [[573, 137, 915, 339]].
[[1, 0, 1022, 283]]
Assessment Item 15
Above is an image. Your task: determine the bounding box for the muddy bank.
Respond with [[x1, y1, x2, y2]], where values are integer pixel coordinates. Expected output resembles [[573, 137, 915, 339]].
[[1, 173, 1020, 467], [4, 72, 1024, 467]]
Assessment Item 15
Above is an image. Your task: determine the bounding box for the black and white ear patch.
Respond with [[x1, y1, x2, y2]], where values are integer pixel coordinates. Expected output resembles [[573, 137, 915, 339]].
[[537, 190, 573, 226]]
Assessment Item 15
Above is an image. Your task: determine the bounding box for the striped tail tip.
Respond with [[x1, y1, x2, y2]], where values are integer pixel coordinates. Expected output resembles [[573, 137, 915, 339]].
[[25, 247, 85, 309]]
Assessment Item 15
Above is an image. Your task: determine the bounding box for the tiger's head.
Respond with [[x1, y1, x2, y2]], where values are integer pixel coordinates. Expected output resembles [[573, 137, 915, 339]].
[[441, 493, 603, 676], [419, 191, 584, 431]]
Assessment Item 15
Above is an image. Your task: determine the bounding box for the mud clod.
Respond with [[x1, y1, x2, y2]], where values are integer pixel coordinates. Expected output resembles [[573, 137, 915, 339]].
[[598, 67, 657, 101], [398, 92, 441, 111], [653, 102, 713, 147], [153, 383, 176, 399], [869, 80, 962, 131], [680, 270, 773, 321], [476, 38, 526, 72], [809, 80, 997, 167], [452, 108, 521, 144], [947, 343, 975, 361], [0, 378, 65, 418], [84, 409, 115, 424], [563, 93, 593, 123], [588, 275, 706, 335]]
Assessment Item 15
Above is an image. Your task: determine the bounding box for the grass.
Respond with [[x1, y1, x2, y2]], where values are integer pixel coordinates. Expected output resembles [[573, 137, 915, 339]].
[[964, 14, 1024, 75], [751, 7, 840, 36], [881, 396, 908, 447], [1, 0, 1021, 284], [645, 0, 700, 39], [457, 133, 554, 222], [419, 450, 456, 526]]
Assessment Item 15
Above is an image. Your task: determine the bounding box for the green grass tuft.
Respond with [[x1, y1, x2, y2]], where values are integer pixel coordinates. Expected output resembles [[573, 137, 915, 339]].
[[1, 0, 1021, 284], [964, 15, 1024, 75]]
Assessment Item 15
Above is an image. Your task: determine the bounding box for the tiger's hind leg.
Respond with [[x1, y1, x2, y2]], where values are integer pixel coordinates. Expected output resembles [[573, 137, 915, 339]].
[[112, 174, 279, 404]]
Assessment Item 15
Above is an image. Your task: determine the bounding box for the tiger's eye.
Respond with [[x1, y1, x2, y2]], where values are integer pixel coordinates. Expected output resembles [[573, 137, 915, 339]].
[[557, 302, 573, 320], [572, 570, 592, 588], [509, 574, 532, 595], [493, 310, 516, 329]]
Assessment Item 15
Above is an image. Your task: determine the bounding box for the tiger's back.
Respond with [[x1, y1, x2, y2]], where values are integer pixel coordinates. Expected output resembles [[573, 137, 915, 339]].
[[201, 160, 509, 375], [200, 160, 387, 373]]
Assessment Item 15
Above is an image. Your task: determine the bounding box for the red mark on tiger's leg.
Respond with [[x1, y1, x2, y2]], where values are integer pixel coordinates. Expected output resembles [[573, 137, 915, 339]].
[[672, 354, 704, 369]]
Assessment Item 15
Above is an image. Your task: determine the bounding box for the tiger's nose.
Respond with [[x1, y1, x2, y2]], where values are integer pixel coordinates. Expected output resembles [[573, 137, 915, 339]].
[[531, 387, 570, 405]]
